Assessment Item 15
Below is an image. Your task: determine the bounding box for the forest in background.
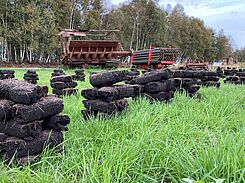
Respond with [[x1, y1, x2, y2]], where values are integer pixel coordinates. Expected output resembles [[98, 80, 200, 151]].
[[0, 0, 245, 64]]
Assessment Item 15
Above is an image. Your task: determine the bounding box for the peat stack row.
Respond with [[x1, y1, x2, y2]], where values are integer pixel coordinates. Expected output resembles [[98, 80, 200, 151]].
[[51, 69, 65, 77], [81, 70, 142, 119], [200, 71, 221, 88], [172, 70, 202, 97], [223, 67, 238, 76], [129, 69, 175, 102], [173, 70, 220, 88], [224, 71, 245, 84], [51, 75, 78, 96], [72, 69, 85, 82], [0, 79, 70, 163], [23, 70, 39, 84], [0, 70, 15, 80]]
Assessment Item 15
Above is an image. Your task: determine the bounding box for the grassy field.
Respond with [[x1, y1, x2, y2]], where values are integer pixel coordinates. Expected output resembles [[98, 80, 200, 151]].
[[0, 68, 244, 183]]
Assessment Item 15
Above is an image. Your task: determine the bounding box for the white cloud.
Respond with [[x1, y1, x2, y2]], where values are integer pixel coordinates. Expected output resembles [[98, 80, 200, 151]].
[[160, 0, 245, 17], [110, 0, 245, 47]]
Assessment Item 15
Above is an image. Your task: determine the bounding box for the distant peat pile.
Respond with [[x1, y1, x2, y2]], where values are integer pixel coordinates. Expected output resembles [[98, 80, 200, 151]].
[[51, 75, 78, 96], [0, 70, 15, 80], [128, 69, 176, 101], [224, 69, 245, 85], [23, 70, 39, 84]]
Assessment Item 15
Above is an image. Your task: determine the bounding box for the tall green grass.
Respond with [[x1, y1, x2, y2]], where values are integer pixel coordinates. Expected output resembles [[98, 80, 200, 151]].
[[0, 68, 244, 183]]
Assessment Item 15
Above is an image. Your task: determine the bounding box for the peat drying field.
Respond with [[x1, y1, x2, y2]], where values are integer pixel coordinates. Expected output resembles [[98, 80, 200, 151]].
[[0, 68, 244, 182]]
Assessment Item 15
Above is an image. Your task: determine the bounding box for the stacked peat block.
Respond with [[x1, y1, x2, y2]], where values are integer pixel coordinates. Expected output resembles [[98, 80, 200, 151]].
[[0, 70, 15, 80], [223, 67, 238, 76], [81, 70, 142, 119], [0, 79, 70, 163], [23, 70, 39, 84], [173, 70, 221, 95], [172, 70, 202, 97], [72, 69, 85, 82], [128, 69, 175, 102], [224, 70, 245, 85], [51, 75, 78, 96], [51, 69, 65, 77], [200, 71, 221, 88]]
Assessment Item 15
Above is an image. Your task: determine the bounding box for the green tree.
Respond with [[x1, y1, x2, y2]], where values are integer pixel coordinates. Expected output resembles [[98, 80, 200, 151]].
[[215, 29, 232, 60]]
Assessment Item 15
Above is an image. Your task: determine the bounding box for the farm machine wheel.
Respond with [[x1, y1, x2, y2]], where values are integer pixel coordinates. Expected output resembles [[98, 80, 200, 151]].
[[61, 56, 72, 66]]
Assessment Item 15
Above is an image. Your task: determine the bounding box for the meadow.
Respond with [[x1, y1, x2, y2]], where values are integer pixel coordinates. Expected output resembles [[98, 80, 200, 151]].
[[0, 68, 244, 183]]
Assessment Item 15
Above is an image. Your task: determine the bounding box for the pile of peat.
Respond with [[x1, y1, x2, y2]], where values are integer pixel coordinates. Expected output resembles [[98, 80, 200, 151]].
[[81, 70, 142, 119], [23, 70, 39, 84], [172, 70, 220, 94], [72, 69, 85, 82], [128, 69, 176, 101], [224, 70, 245, 84], [0, 70, 15, 80], [51, 75, 78, 96], [0, 79, 70, 164], [51, 69, 65, 77]]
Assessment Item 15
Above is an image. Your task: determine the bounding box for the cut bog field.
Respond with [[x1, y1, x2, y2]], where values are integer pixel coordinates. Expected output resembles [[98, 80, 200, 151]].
[[0, 68, 244, 182]]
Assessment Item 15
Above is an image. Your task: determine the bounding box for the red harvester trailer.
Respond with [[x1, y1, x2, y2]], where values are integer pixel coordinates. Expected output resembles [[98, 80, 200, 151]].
[[59, 29, 132, 67]]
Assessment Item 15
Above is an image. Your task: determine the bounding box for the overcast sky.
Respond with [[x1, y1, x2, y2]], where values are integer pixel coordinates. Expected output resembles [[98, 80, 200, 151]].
[[110, 0, 245, 49]]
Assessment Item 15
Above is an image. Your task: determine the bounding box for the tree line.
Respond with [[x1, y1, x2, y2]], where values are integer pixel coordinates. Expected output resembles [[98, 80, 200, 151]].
[[0, 0, 244, 64]]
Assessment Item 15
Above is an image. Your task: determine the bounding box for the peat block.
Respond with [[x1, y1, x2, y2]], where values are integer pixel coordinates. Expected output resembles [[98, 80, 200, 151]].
[[82, 85, 143, 101], [51, 75, 72, 83], [24, 73, 38, 78], [169, 78, 182, 87], [0, 130, 63, 159], [144, 80, 175, 93], [52, 88, 63, 95], [0, 120, 42, 140], [130, 69, 172, 85], [89, 70, 129, 87], [42, 114, 70, 131], [26, 70, 36, 74], [144, 90, 174, 101], [12, 96, 64, 123], [81, 88, 99, 100], [51, 81, 77, 89], [0, 79, 47, 104], [0, 74, 15, 80], [83, 99, 128, 114], [0, 100, 14, 121], [0, 70, 15, 75], [201, 76, 219, 82], [187, 84, 200, 93], [181, 78, 197, 88]]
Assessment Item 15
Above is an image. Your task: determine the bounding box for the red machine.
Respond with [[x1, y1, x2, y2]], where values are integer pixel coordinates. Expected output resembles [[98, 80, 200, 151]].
[[130, 47, 179, 69], [59, 29, 131, 67]]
